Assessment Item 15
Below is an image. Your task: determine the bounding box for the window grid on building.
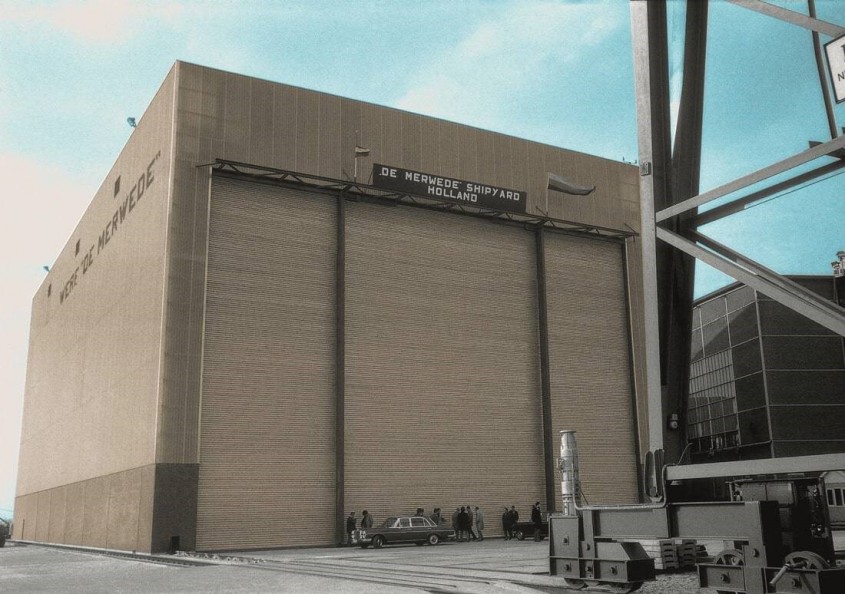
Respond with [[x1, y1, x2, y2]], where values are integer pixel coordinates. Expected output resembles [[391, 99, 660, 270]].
[[688, 348, 739, 454]]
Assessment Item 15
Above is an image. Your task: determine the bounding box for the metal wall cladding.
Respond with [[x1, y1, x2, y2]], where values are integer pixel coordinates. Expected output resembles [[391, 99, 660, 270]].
[[17, 69, 174, 498], [544, 232, 639, 505], [197, 177, 337, 550], [198, 177, 640, 547], [174, 62, 640, 233], [344, 202, 544, 529], [169, 60, 645, 474]]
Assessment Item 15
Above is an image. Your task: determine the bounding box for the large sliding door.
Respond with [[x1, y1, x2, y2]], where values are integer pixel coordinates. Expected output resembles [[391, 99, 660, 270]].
[[197, 177, 639, 548], [344, 203, 543, 527], [197, 177, 337, 550], [545, 233, 639, 505]]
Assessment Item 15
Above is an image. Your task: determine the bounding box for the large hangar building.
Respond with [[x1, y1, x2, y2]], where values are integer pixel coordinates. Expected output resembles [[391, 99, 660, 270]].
[[15, 62, 648, 553]]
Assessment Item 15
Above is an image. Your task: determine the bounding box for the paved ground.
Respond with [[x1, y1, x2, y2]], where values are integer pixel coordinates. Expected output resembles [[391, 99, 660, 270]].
[[3, 533, 844, 594], [0, 538, 717, 594]]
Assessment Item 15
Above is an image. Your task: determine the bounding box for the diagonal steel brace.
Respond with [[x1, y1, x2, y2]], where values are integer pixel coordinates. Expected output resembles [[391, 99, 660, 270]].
[[656, 227, 845, 336]]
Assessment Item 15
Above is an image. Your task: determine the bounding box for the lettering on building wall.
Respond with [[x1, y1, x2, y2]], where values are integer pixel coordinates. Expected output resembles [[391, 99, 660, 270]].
[[372, 164, 527, 214], [59, 150, 162, 305]]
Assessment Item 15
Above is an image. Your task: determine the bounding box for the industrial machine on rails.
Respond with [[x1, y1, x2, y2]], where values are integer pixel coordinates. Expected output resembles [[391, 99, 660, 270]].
[[549, 430, 845, 594]]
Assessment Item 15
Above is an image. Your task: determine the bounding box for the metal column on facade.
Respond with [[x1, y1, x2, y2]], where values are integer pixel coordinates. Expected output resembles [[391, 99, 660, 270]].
[[535, 225, 556, 513], [335, 194, 346, 545]]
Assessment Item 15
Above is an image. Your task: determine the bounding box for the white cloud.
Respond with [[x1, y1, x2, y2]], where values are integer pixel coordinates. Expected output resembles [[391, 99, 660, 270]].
[[395, 0, 622, 127], [1, 0, 185, 44], [0, 152, 92, 259]]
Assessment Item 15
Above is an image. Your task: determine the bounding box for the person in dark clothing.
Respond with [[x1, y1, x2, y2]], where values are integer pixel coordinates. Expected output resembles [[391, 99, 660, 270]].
[[509, 506, 519, 540], [431, 508, 442, 525], [502, 506, 512, 540], [361, 510, 373, 530], [458, 506, 470, 542], [345, 511, 356, 546], [531, 501, 542, 541]]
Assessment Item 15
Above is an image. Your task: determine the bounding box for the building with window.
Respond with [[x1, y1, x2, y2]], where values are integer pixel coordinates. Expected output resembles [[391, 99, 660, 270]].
[[825, 470, 845, 528], [687, 276, 845, 462], [15, 62, 648, 553]]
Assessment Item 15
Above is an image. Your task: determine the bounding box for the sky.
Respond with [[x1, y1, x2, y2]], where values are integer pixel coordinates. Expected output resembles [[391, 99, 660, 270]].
[[1, 0, 844, 519]]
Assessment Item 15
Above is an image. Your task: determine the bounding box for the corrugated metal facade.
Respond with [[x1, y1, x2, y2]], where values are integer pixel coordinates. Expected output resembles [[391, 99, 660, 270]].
[[197, 178, 337, 550], [545, 232, 640, 504], [344, 201, 544, 524], [197, 175, 638, 548]]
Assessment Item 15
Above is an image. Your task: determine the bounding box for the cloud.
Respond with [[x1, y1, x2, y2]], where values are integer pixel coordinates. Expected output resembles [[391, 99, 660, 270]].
[[0, 152, 92, 260], [1, 0, 184, 44], [395, 0, 622, 129]]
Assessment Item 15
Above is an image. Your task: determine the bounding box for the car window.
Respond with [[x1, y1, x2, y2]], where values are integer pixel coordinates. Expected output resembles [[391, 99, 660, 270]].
[[381, 517, 398, 528], [411, 517, 426, 527], [398, 518, 411, 528]]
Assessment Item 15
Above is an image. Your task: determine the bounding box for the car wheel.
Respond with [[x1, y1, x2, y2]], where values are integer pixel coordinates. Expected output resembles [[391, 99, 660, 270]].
[[373, 535, 385, 549], [515, 530, 525, 541], [427, 533, 440, 546]]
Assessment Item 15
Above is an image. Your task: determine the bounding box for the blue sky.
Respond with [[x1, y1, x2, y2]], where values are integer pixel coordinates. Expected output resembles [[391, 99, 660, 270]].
[[1, 0, 843, 518]]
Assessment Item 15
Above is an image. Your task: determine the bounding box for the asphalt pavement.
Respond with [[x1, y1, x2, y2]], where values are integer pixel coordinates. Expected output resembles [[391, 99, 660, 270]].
[[4, 534, 844, 594], [0, 537, 707, 594]]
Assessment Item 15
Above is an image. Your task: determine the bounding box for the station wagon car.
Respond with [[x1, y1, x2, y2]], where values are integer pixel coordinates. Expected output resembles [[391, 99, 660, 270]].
[[358, 515, 455, 548]]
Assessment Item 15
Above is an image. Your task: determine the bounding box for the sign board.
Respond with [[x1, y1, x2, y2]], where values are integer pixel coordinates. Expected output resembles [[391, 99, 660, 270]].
[[372, 164, 527, 214], [825, 35, 845, 103]]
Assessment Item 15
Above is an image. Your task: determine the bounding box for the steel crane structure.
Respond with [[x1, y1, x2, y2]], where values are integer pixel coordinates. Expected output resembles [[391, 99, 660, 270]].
[[634, 0, 845, 475], [547, 2, 845, 593]]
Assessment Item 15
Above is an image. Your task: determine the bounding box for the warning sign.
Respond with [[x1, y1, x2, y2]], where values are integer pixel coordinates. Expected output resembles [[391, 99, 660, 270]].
[[824, 35, 845, 103]]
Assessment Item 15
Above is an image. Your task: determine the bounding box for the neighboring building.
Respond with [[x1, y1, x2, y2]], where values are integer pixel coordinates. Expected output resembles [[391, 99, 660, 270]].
[[15, 62, 648, 553], [687, 276, 845, 462], [824, 470, 845, 528]]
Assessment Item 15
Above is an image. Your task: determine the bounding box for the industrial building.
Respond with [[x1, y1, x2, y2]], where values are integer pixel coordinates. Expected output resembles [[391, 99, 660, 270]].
[[687, 274, 845, 462], [15, 62, 649, 553]]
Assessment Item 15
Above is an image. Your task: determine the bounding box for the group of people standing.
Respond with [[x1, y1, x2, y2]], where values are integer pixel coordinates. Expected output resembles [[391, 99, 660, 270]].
[[449, 505, 485, 542], [501, 505, 520, 540], [501, 502, 544, 541], [344, 502, 541, 546], [344, 510, 373, 546]]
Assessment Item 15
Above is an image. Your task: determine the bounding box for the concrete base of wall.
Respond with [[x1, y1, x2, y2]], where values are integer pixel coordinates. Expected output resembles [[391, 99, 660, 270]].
[[13, 463, 198, 554]]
